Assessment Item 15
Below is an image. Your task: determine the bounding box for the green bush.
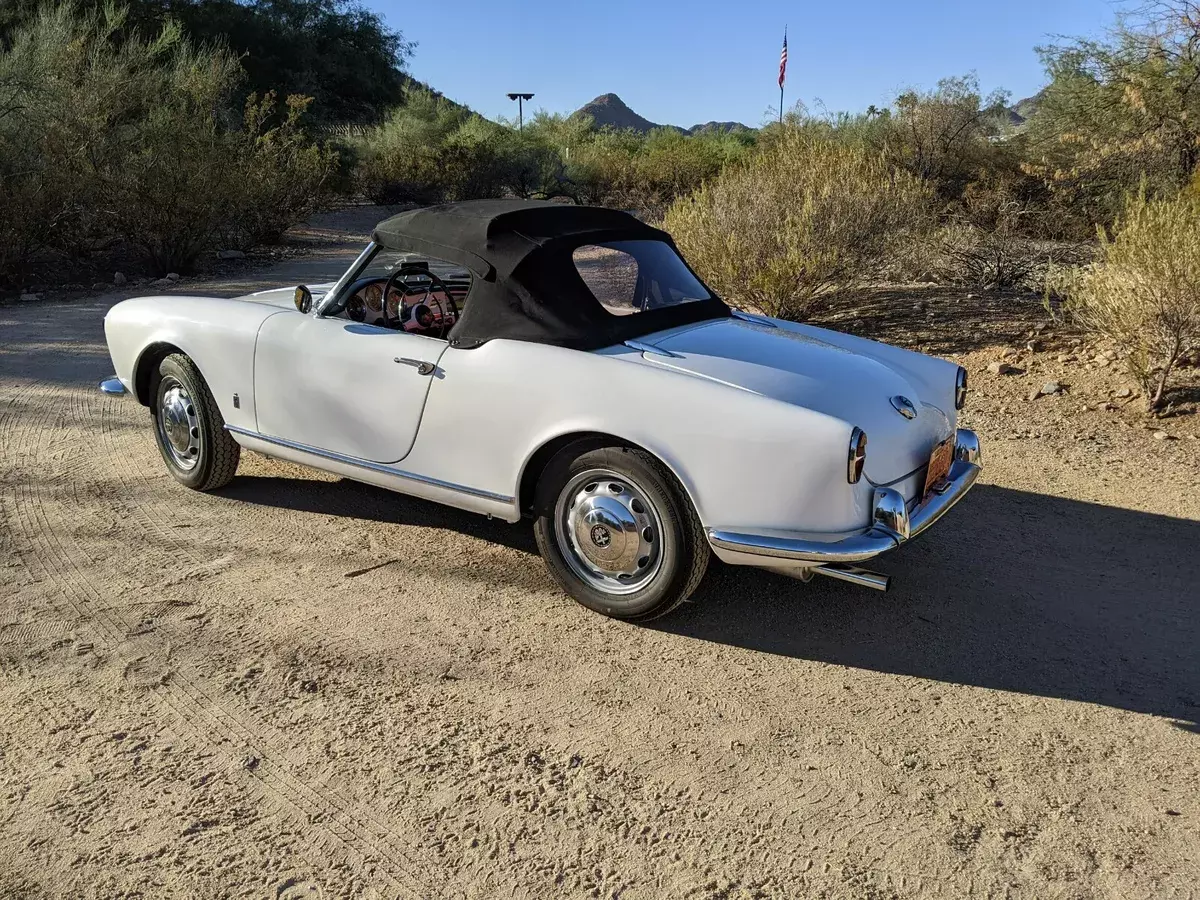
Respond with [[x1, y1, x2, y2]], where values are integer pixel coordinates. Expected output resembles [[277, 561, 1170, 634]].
[[220, 92, 337, 249], [348, 88, 510, 204], [663, 129, 931, 320], [0, 3, 335, 282], [1049, 190, 1200, 410]]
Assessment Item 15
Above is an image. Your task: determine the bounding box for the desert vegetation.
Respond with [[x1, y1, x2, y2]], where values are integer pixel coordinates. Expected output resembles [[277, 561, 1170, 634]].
[[1, 0, 1198, 405], [0, 0, 361, 282], [662, 133, 931, 320], [1048, 189, 1200, 410]]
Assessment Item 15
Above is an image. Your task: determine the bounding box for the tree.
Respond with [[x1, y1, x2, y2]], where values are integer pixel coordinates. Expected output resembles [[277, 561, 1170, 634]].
[[890, 74, 1012, 200], [1026, 1, 1200, 230], [1, 0, 413, 124]]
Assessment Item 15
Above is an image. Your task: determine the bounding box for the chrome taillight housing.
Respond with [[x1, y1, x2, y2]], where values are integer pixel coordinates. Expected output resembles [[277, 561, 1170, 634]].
[[848, 427, 867, 484], [955, 366, 968, 410]]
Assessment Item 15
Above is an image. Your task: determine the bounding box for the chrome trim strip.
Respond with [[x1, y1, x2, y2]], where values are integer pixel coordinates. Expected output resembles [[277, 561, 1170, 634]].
[[623, 339, 680, 358], [731, 310, 778, 327], [224, 425, 515, 504], [708, 431, 982, 565], [316, 240, 378, 317], [707, 527, 901, 565], [99, 376, 127, 395]]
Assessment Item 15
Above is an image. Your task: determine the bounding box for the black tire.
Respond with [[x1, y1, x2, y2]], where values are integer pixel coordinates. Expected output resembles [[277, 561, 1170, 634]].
[[149, 353, 240, 491], [533, 443, 709, 621]]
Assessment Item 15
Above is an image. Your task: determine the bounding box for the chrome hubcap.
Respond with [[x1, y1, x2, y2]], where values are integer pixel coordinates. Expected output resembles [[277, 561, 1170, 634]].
[[555, 469, 662, 595], [157, 378, 200, 471]]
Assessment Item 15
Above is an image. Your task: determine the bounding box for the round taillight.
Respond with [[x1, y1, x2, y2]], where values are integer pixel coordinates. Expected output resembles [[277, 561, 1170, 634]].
[[955, 366, 968, 410], [848, 427, 867, 484]]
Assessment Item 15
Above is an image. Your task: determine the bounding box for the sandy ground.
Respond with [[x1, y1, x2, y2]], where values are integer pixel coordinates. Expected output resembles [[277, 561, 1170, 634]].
[[1, 208, 1198, 899]]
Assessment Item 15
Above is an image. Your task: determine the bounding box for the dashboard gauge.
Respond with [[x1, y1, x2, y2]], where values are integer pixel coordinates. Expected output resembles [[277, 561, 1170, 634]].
[[385, 290, 402, 321], [363, 283, 383, 312], [346, 294, 366, 322]]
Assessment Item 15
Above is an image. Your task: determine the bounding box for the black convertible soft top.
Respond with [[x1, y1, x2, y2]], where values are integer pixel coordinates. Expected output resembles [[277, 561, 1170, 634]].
[[370, 199, 730, 350]]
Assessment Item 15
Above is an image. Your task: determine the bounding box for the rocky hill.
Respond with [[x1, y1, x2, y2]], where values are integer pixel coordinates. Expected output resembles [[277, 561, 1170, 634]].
[[1006, 90, 1045, 126], [571, 93, 752, 135], [570, 90, 1041, 135]]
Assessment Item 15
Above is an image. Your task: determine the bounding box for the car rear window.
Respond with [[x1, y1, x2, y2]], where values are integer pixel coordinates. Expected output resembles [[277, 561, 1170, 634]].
[[572, 240, 712, 316]]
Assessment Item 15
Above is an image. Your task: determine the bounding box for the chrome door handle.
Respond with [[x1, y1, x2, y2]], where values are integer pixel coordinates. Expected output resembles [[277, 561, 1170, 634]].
[[395, 357, 435, 375]]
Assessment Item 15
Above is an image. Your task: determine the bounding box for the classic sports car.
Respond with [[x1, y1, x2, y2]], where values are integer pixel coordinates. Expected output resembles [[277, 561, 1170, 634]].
[[100, 200, 981, 620]]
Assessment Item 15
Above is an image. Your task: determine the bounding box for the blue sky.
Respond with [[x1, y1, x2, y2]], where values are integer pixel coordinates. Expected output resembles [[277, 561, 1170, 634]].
[[378, 0, 1119, 127]]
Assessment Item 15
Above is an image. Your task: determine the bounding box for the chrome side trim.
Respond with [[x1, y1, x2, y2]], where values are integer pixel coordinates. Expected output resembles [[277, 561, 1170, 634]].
[[623, 339, 680, 358], [707, 430, 982, 566], [731, 310, 778, 327], [316, 240, 378, 317], [224, 425, 515, 504], [99, 376, 127, 395]]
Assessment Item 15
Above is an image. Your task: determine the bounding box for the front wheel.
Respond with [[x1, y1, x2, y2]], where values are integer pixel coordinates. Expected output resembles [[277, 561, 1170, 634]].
[[533, 444, 709, 621], [150, 353, 240, 491]]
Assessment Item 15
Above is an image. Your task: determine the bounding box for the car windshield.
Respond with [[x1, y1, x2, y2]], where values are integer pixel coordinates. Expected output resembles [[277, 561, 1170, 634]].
[[572, 240, 713, 316], [359, 249, 471, 284]]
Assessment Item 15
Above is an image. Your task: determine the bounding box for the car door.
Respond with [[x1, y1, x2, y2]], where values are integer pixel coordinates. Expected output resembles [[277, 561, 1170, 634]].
[[253, 311, 447, 464]]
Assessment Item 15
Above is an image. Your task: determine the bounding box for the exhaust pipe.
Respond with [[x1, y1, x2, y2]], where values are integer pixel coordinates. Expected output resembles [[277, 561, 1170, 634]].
[[811, 564, 891, 592], [767, 564, 891, 592]]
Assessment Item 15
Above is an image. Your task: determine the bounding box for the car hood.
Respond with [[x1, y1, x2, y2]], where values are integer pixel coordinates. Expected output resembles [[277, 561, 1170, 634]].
[[238, 282, 335, 309], [633, 318, 951, 485]]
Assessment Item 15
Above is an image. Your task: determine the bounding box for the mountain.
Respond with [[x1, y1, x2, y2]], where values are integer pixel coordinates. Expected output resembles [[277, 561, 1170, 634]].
[[573, 93, 663, 133], [1005, 90, 1045, 127], [688, 120, 755, 136], [570, 93, 753, 135]]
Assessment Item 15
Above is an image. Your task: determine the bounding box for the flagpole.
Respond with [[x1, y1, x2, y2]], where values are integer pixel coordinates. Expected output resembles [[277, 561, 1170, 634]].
[[778, 25, 787, 125]]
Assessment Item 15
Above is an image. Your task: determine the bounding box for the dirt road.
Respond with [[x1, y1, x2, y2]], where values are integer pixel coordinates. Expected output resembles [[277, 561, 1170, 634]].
[[2, 211, 1198, 899]]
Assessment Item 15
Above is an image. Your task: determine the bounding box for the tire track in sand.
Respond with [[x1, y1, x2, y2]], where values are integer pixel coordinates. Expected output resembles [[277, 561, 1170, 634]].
[[2, 379, 438, 898]]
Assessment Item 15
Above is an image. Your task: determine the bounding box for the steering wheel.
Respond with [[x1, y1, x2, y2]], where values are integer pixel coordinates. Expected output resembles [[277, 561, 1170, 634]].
[[381, 265, 460, 339]]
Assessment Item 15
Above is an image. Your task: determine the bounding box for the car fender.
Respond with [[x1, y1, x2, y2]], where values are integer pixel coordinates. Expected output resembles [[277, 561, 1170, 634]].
[[104, 295, 278, 431], [403, 340, 871, 532]]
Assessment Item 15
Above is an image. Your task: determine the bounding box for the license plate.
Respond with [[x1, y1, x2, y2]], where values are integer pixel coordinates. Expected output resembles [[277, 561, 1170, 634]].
[[922, 437, 954, 497]]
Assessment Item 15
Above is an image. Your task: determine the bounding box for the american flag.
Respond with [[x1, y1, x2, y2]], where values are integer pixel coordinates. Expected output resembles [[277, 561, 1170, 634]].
[[778, 28, 788, 89]]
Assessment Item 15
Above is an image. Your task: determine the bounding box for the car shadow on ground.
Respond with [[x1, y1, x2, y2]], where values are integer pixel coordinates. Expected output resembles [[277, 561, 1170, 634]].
[[220, 475, 540, 556], [224, 475, 1200, 730], [666, 483, 1200, 731]]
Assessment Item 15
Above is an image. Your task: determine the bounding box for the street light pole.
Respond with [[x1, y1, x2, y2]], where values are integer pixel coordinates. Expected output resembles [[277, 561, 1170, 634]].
[[506, 92, 534, 130]]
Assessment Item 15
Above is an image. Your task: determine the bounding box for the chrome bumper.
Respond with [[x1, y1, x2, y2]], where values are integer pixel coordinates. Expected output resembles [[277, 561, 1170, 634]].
[[99, 376, 127, 395], [707, 428, 981, 567]]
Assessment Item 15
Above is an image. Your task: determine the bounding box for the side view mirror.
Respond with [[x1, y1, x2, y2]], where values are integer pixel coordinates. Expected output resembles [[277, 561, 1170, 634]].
[[294, 285, 312, 313]]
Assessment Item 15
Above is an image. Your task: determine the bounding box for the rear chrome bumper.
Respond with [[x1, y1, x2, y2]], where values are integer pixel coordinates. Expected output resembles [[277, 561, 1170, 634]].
[[707, 428, 981, 567], [99, 376, 128, 395]]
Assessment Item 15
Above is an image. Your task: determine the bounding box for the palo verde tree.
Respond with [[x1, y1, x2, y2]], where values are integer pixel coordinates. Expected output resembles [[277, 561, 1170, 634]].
[[1026, 1, 1200, 231]]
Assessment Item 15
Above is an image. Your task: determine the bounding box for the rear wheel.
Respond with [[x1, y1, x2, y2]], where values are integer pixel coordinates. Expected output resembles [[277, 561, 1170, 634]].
[[533, 444, 709, 621], [150, 353, 240, 491]]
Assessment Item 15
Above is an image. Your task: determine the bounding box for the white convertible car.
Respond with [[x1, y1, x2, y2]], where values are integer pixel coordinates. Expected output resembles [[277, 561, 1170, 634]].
[[101, 200, 981, 620]]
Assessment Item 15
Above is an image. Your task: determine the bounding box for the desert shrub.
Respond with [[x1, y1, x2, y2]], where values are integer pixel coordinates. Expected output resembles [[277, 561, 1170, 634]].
[[1, 0, 414, 126], [0, 3, 335, 280], [0, 69, 67, 282], [1048, 190, 1200, 410], [349, 88, 510, 204], [1025, 1, 1200, 234], [924, 183, 1049, 289], [662, 129, 931, 319], [220, 92, 337, 249]]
